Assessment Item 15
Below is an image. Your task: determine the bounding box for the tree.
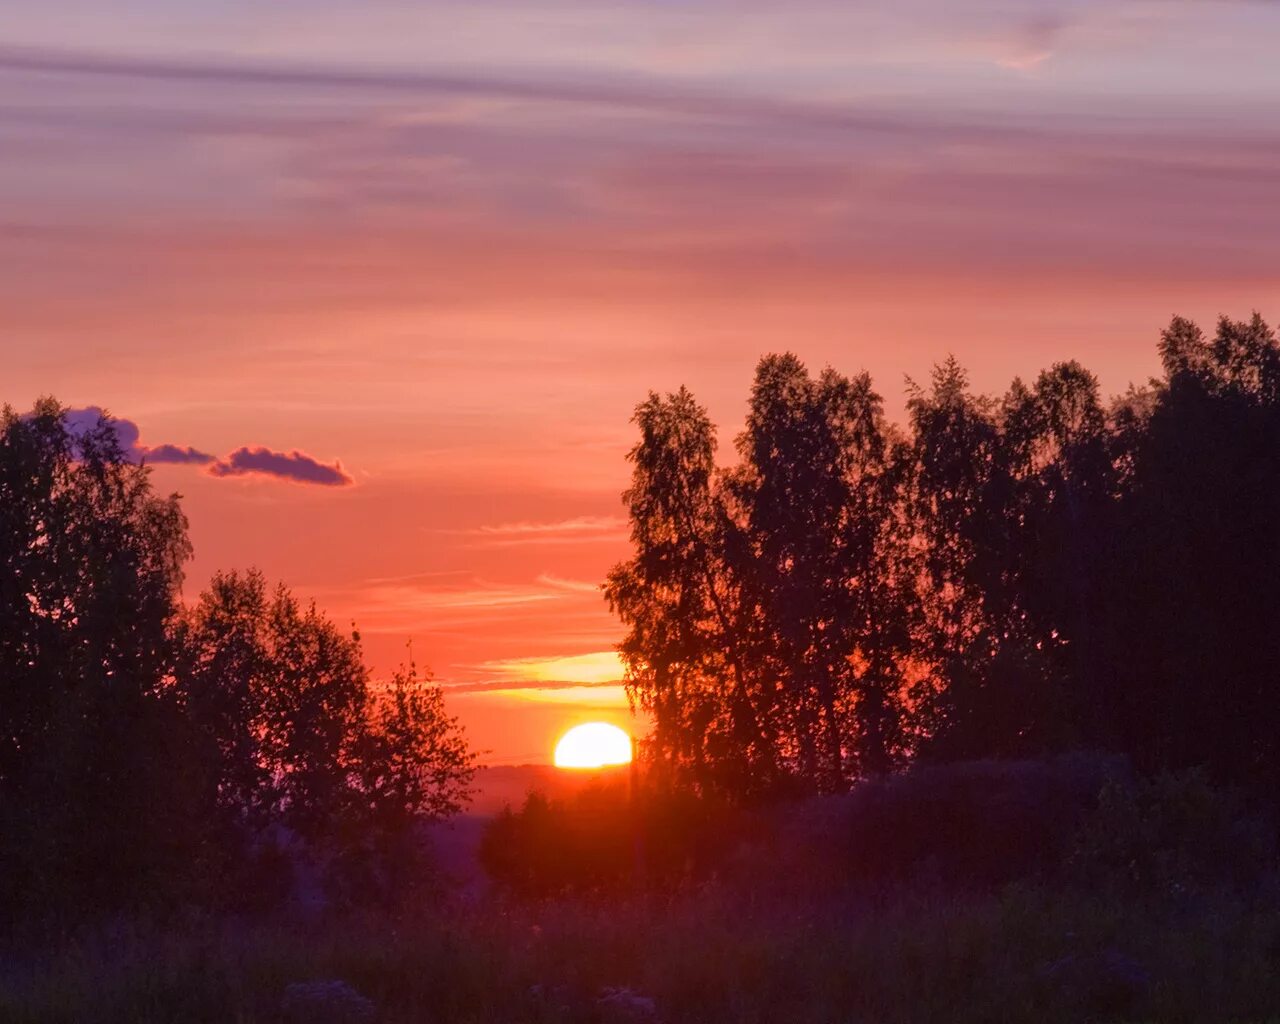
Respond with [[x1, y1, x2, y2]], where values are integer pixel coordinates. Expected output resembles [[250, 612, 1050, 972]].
[[606, 314, 1280, 803], [0, 400, 200, 911], [605, 388, 778, 798], [174, 570, 475, 890], [727, 355, 912, 784], [1104, 314, 1280, 797], [352, 662, 476, 833], [609, 363, 919, 800], [0, 401, 475, 913], [902, 359, 1035, 757]]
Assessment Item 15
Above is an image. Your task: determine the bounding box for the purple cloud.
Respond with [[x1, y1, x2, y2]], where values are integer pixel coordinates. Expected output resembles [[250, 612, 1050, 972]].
[[58, 407, 351, 486], [209, 446, 354, 487], [62, 405, 141, 453], [62, 406, 216, 465], [143, 443, 217, 465]]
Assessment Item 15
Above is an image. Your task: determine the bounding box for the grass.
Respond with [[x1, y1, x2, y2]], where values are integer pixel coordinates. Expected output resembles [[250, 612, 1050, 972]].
[[3, 880, 1280, 1024]]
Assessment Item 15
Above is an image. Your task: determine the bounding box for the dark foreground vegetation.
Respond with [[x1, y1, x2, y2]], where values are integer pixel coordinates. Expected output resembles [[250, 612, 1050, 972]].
[[5, 313, 1280, 1022], [0, 400, 475, 918], [6, 759, 1280, 1023]]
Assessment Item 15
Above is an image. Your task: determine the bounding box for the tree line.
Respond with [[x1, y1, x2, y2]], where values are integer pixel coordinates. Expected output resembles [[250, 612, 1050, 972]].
[[0, 400, 474, 915], [606, 314, 1280, 803]]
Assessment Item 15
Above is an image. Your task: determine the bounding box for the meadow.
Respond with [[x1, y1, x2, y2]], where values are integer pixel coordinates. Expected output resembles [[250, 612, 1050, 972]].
[[5, 761, 1279, 1024]]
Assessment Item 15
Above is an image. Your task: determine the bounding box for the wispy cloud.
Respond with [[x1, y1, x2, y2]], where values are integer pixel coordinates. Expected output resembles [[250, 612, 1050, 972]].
[[995, 14, 1066, 70], [344, 578, 569, 637], [474, 516, 626, 536], [468, 516, 628, 546], [473, 684, 630, 708], [536, 573, 602, 593], [475, 650, 624, 686], [0, 43, 946, 135]]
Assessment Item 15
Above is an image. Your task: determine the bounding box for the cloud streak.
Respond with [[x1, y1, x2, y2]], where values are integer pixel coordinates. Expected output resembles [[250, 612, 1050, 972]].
[[0, 42, 1020, 141], [467, 650, 625, 688], [535, 573, 603, 594], [467, 516, 628, 546]]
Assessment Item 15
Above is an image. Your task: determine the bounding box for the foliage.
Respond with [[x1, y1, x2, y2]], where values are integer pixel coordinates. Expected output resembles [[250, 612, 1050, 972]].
[[174, 571, 474, 840], [1069, 768, 1277, 896], [173, 570, 475, 904], [5, 860, 1280, 1024], [609, 313, 1280, 805], [0, 399, 199, 912], [480, 776, 739, 896], [837, 754, 1124, 888], [0, 403, 474, 916]]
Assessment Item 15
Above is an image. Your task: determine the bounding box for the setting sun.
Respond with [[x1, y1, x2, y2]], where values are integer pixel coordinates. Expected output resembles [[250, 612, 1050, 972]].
[[553, 722, 633, 769]]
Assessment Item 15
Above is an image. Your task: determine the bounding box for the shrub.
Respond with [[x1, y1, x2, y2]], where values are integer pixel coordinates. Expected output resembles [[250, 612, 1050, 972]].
[[479, 778, 740, 896], [1069, 767, 1277, 895], [840, 754, 1124, 887]]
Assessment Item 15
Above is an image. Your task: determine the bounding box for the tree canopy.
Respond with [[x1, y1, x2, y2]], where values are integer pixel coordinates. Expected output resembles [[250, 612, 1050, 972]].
[[608, 314, 1280, 803], [0, 401, 474, 914]]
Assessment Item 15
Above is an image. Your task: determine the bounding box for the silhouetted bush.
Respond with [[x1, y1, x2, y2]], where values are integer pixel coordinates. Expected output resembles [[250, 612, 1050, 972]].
[[1069, 768, 1277, 896], [481, 756, 1277, 902], [479, 777, 741, 896], [839, 755, 1125, 887], [6, 871, 1280, 1024]]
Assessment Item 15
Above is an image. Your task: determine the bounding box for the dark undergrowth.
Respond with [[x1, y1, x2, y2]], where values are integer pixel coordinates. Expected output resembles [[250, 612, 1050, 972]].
[[6, 761, 1279, 1024], [3, 880, 1280, 1024]]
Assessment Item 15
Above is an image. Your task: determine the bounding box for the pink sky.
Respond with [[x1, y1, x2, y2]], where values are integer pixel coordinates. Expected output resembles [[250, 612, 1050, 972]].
[[3, 0, 1279, 763]]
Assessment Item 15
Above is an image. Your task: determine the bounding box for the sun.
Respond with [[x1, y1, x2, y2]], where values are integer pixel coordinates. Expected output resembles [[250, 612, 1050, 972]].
[[554, 722, 633, 769]]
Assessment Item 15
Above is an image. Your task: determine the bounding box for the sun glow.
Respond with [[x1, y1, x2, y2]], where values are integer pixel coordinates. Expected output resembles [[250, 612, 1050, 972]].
[[553, 722, 633, 769]]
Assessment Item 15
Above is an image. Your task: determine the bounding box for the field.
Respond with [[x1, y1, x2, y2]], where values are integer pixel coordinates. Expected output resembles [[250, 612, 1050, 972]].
[[4, 882, 1279, 1023], [5, 762, 1280, 1024]]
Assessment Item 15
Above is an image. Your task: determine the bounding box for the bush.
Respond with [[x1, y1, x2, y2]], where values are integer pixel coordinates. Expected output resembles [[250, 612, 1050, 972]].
[[479, 778, 740, 896], [840, 754, 1124, 887], [1069, 768, 1277, 895]]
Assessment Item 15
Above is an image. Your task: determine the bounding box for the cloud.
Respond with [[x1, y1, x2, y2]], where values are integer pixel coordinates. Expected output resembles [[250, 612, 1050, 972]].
[[59, 407, 350, 485], [996, 14, 1067, 70], [469, 516, 628, 546], [0, 43, 981, 140], [444, 679, 624, 694], [61, 405, 216, 464], [141, 442, 217, 465], [535, 573, 602, 593], [208, 446, 354, 486], [62, 405, 139, 450], [471, 650, 626, 687]]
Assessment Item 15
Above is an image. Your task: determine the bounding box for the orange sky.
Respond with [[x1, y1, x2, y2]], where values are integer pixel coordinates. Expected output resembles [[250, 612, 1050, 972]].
[[4, 1, 1279, 762]]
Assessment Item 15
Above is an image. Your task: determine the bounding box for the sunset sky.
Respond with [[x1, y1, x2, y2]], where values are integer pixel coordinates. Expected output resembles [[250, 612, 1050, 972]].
[[4, 0, 1279, 764]]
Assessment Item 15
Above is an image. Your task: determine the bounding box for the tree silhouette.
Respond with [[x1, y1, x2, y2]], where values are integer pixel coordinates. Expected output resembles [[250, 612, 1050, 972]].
[[0, 399, 200, 910], [609, 313, 1280, 806], [174, 569, 475, 898], [0, 402, 474, 913], [605, 388, 776, 797]]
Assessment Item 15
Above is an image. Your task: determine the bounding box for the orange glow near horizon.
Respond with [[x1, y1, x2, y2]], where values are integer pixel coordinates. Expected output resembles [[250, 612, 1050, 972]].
[[483, 651, 626, 687], [553, 722, 634, 769]]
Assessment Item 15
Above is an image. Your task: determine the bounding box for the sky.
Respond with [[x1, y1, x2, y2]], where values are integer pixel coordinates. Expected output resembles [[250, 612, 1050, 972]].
[[3, 0, 1279, 764]]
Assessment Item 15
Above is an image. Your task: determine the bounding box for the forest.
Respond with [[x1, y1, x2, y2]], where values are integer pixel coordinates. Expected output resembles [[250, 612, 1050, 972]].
[[0, 402, 475, 916], [4, 313, 1280, 1023], [607, 314, 1280, 802]]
